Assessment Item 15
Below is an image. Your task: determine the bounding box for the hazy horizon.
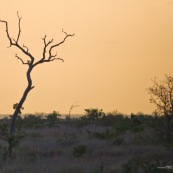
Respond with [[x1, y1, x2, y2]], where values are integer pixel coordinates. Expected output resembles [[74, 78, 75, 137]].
[[0, 0, 173, 115]]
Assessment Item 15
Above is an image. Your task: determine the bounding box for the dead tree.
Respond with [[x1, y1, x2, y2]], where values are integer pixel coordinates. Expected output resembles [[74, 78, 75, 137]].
[[0, 13, 74, 136], [68, 102, 79, 118]]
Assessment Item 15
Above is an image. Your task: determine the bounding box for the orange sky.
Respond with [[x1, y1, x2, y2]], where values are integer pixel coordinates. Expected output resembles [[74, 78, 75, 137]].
[[0, 0, 173, 115]]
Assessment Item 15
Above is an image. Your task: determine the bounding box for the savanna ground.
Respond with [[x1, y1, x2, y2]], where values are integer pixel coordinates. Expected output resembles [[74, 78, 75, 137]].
[[0, 110, 173, 173]]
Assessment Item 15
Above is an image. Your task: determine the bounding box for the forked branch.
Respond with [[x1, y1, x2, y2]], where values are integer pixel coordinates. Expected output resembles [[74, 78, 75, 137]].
[[49, 29, 75, 55], [0, 12, 34, 62], [15, 54, 29, 65], [33, 29, 74, 67]]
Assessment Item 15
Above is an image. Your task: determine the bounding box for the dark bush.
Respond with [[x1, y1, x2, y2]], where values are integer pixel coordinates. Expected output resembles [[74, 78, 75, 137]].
[[73, 145, 87, 157]]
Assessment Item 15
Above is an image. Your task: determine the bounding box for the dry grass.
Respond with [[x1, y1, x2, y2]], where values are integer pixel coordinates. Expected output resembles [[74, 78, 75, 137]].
[[0, 123, 172, 173]]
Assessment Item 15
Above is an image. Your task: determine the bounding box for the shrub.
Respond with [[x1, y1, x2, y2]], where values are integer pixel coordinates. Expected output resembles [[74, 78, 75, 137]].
[[46, 111, 61, 127], [73, 145, 87, 157], [93, 128, 115, 140], [84, 108, 105, 120], [114, 118, 130, 135], [91, 128, 124, 145], [98, 113, 125, 126], [46, 111, 61, 121], [23, 114, 43, 128], [0, 120, 25, 160]]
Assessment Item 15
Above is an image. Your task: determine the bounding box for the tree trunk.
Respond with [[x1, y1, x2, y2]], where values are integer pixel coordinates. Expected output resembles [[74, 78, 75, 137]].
[[10, 65, 33, 136]]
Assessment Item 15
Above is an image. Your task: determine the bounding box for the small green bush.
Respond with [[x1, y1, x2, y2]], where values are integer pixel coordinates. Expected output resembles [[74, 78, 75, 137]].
[[46, 111, 61, 127], [93, 129, 115, 140], [0, 120, 25, 160], [46, 111, 61, 121], [73, 145, 87, 157], [84, 108, 105, 120], [23, 114, 43, 127], [114, 119, 130, 134]]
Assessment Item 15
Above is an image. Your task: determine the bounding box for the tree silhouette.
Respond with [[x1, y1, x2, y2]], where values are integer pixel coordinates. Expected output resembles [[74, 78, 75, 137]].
[[147, 74, 173, 143], [0, 12, 74, 136]]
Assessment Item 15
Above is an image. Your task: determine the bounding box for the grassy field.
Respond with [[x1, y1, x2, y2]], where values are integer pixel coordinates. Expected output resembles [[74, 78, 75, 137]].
[[0, 112, 173, 173]]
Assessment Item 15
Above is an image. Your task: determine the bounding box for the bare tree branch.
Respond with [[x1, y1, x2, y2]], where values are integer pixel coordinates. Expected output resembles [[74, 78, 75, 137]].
[[49, 29, 74, 55], [15, 54, 29, 65], [41, 35, 53, 60], [148, 77, 173, 115], [23, 44, 29, 52], [0, 20, 13, 46], [16, 11, 22, 43], [68, 101, 79, 118], [34, 57, 64, 66], [33, 30, 74, 67], [49, 57, 64, 62], [0, 13, 34, 62]]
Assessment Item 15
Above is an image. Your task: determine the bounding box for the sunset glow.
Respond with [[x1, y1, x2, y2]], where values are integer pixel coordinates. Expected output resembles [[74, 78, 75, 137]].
[[0, 0, 173, 115]]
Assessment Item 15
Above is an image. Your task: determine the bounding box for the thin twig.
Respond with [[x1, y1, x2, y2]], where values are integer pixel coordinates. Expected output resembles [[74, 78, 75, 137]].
[[15, 54, 29, 65], [16, 11, 22, 43], [23, 44, 29, 52]]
